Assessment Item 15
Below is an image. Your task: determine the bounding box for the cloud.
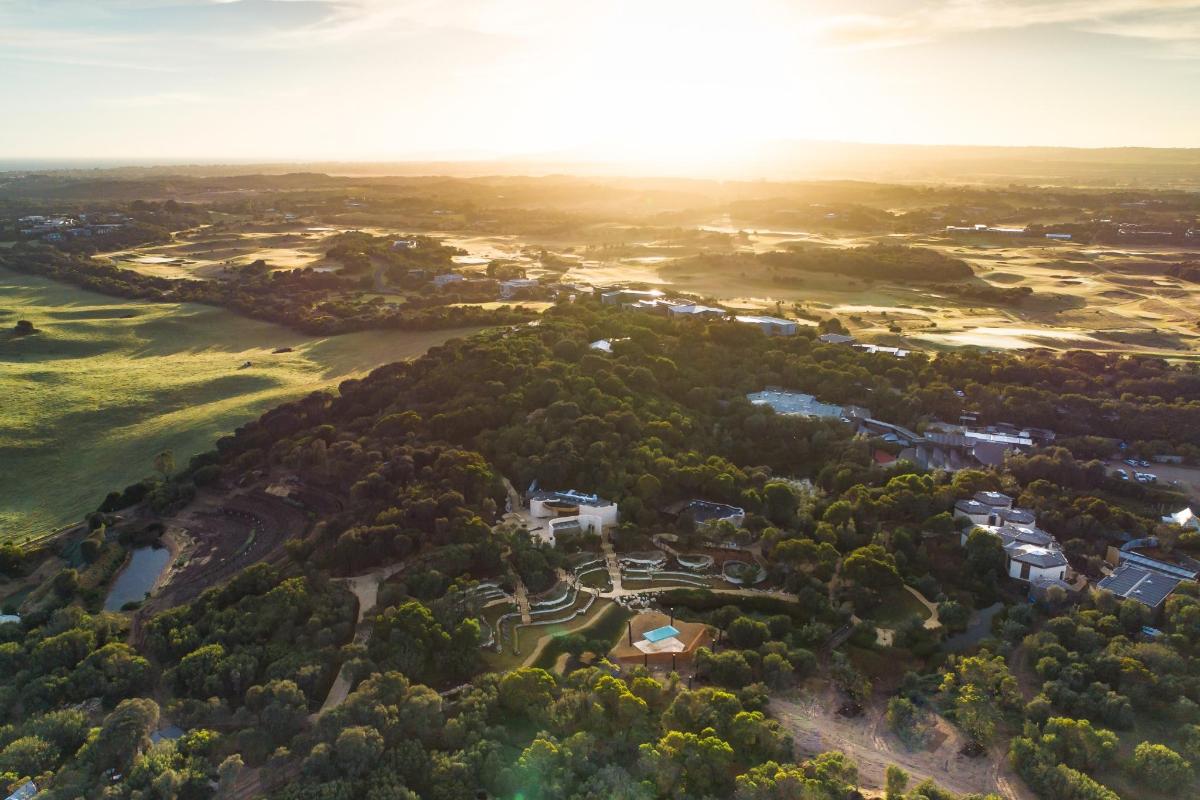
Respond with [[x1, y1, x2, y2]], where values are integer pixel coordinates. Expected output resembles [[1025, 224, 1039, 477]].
[[813, 0, 1200, 53]]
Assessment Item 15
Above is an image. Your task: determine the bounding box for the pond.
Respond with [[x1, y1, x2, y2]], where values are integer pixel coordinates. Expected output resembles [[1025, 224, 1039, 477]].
[[104, 546, 171, 611]]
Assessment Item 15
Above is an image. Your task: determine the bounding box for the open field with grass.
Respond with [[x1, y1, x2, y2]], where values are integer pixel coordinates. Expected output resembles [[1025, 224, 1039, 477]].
[[0, 267, 482, 542]]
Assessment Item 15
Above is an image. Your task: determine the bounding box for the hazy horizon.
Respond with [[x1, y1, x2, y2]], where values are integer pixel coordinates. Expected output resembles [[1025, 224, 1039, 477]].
[[4, 0, 1200, 171]]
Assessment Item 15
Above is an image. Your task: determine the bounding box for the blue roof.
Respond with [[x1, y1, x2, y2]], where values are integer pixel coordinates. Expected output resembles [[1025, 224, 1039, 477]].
[[643, 625, 680, 643]]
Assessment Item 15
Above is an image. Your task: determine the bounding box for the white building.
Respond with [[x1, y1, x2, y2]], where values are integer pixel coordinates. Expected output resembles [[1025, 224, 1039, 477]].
[[668, 303, 726, 319], [530, 490, 619, 527], [1006, 543, 1069, 583], [542, 513, 603, 547], [734, 315, 799, 336], [601, 288, 664, 306], [500, 278, 539, 299], [1163, 508, 1200, 531]]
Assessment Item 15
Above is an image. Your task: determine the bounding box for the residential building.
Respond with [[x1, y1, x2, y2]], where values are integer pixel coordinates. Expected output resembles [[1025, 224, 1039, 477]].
[[391, 239, 418, 250], [818, 333, 856, 345], [500, 278, 539, 299], [974, 491, 1014, 510]]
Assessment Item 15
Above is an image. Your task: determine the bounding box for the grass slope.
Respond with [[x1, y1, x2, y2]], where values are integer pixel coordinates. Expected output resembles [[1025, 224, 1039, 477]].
[[0, 266, 480, 541]]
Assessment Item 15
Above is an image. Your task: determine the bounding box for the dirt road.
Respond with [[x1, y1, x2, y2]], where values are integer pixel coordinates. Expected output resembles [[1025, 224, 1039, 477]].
[[770, 691, 1033, 800]]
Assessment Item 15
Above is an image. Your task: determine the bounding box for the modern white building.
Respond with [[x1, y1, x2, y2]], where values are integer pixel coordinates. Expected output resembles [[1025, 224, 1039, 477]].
[[530, 490, 619, 527], [734, 315, 799, 336], [543, 513, 603, 547]]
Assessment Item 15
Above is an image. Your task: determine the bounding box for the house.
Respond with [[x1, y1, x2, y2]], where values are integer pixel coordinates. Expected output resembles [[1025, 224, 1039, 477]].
[[954, 499, 994, 527], [433, 273, 465, 288], [500, 278, 539, 299], [974, 491, 1014, 510], [1162, 508, 1200, 531], [1097, 563, 1181, 610], [873, 450, 897, 466], [529, 489, 619, 527], [667, 303, 726, 319], [1004, 540, 1069, 583], [818, 333, 856, 345], [734, 315, 798, 336], [1045, 233, 1072, 241], [392, 239, 418, 250]]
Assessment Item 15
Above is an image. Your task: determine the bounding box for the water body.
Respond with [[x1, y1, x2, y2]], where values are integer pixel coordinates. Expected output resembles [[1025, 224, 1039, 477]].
[[104, 546, 171, 611]]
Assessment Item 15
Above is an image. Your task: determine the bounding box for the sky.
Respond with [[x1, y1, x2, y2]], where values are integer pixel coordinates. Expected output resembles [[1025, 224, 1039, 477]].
[[2, 0, 1200, 163]]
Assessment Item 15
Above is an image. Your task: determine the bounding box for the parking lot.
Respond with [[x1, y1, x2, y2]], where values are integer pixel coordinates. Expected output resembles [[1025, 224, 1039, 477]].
[[1107, 458, 1200, 502]]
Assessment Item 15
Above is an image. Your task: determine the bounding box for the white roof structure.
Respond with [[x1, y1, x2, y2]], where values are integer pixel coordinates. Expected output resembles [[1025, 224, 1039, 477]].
[[634, 636, 687, 654], [1163, 508, 1199, 530]]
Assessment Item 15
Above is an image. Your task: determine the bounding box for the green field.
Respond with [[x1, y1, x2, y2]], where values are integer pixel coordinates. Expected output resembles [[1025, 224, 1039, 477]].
[[0, 267, 481, 541]]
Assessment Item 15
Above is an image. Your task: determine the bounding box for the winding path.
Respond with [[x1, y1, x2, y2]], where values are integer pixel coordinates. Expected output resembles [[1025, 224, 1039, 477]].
[[315, 563, 404, 717]]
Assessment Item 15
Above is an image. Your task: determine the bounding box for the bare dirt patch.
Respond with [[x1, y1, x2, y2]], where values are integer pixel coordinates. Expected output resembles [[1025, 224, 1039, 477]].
[[770, 687, 1034, 800]]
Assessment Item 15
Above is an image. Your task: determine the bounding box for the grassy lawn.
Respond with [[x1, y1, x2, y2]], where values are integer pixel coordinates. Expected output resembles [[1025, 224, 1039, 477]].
[[0, 267, 482, 542], [531, 603, 633, 671], [865, 586, 932, 627], [577, 568, 612, 591]]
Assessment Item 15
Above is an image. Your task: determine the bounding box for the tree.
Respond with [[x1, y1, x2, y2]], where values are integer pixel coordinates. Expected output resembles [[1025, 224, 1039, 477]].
[[87, 698, 159, 774], [842, 545, 900, 588], [153, 450, 175, 480], [335, 725, 384, 778], [218, 753, 244, 792], [0, 735, 59, 778], [499, 667, 556, 716], [1130, 742, 1192, 791], [885, 765, 909, 799]]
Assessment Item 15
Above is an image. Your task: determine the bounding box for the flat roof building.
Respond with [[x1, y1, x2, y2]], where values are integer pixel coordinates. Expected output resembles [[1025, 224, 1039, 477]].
[[734, 315, 799, 336], [1098, 563, 1182, 609]]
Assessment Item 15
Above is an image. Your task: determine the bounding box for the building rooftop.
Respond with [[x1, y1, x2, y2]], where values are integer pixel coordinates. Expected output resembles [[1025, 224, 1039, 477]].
[[734, 314, 795, 325], [955, 499, 990, 515], [531, 489, 614, 507], [1006, 543, 1068, 569], [1098, 563, 1182, 609], [999, 507, 1036, 525], [748, 390, 845, 419], [671, 303, 726, 315], [974, 491, 1013, 508]]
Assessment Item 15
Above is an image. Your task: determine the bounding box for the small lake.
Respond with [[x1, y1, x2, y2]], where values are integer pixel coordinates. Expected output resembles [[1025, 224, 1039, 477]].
[[104, 546, 171, 611]]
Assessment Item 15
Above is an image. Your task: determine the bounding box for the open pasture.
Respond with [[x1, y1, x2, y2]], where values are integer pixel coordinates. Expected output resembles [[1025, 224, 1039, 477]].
[[0, 267, 479, 541]]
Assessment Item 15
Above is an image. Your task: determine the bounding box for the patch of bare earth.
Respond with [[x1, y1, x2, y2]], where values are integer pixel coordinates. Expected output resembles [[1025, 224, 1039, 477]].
[[769, 687, 1034, 800]]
